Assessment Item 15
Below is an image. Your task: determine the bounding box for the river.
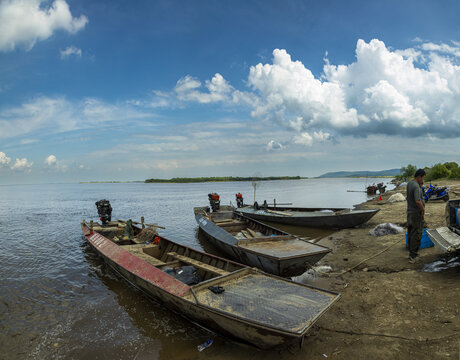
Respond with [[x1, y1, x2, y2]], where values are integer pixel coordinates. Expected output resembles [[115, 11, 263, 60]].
[[0, 177, 392, 359]]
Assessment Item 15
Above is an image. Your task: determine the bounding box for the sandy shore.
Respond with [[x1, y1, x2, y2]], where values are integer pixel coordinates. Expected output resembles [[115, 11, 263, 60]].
[[192, 180, 460, 360]]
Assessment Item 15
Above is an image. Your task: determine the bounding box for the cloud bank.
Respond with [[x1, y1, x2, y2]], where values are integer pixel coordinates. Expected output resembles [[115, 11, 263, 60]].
[[0, 152, 11, 167], [1, 151, 33, 172], [11, 157, 33, 172], [0, 0, 88, 52], [169, 39, 460, 145], [0, 97, 153, 139]]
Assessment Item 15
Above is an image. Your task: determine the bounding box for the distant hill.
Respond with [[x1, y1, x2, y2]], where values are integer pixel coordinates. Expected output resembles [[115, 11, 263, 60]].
[[318, 169, 401, 178]]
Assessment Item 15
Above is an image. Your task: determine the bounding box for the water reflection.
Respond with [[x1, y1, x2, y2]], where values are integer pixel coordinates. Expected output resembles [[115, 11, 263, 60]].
[[81, 241, 216, 359]]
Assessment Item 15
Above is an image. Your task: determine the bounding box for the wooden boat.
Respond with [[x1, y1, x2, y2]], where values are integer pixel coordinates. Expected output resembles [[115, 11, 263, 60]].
[[81, 219, 340, 349], [194, 206, 331, 277], [235, 205, 379, 229], [426, 199, 460, 254]]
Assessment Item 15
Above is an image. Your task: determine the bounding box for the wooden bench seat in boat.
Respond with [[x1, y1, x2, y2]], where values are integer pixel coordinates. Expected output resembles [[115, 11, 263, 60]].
[[121, 245, 166, 266], [92, 226, 120, 232], [167, 252, 230, 276]]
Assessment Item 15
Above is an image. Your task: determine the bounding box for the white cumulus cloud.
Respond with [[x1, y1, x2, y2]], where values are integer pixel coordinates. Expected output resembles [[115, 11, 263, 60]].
[[167, 39, 460, 143], [0, 0, 88, 52], [248, 49, 359, 129], [174, 73, 233, 103], [0, 151, 11, 167], [45, 154, 57, 166], [11, 157, 33, 172], [60, 45, 82, 59], [44, 154, 67, 172]]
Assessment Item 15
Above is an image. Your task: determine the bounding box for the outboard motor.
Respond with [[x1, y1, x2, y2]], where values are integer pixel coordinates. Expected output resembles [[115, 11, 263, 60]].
[[235, 193, 244, 208], [208, 193, 220, 212], [95, 199, 112, 226]]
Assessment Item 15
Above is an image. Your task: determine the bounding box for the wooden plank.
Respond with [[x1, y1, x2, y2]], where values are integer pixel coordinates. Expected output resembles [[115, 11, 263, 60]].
[[167, 252, 229, 276], [127, 248, 166, 266], [218, 221, 246, 227], [247, 228, 258, 237], [241, 230, 253, 238], [214, 219, 235, 224], [93, 226, 120, 232]]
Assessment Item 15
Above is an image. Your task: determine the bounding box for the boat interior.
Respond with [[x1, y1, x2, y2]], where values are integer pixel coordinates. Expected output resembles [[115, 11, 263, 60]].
[[196, 206, 287, 239], [85, 220, 244, 284], [195, 207, 331, 258]]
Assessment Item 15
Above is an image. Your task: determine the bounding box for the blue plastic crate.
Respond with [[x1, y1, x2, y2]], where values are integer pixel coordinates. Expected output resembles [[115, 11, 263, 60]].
[[405, 228, 434, 249]]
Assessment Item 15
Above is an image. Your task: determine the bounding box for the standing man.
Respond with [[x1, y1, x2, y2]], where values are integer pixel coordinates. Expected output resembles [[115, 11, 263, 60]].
[[406, 168, 426, 263]]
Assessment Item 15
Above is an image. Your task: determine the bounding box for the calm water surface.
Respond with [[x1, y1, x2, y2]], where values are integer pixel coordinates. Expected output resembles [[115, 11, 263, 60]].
[[0, 178, 391, 359]]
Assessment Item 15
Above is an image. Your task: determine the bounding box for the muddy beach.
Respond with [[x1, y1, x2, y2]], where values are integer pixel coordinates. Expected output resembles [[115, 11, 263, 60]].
[[197, 181, 460, 360]]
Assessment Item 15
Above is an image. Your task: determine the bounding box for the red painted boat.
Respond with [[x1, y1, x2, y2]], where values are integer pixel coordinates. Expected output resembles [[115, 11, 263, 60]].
[[81, 219, 340, 349]]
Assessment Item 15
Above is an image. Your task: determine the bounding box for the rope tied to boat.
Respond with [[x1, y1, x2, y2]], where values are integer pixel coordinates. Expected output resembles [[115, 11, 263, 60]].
[[306, 238, 401, 277]]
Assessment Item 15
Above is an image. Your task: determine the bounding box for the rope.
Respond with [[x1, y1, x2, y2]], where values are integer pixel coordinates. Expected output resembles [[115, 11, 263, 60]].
[[307, 238, 401, 277], [320, 327, 459, 342]]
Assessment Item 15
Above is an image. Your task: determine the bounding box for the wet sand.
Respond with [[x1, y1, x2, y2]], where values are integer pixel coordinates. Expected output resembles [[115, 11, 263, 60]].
[[193, 180, 460, 360]]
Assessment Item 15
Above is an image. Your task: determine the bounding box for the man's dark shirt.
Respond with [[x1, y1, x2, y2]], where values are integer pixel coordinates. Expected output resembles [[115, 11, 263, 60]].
[[406, 179, 425, 214]]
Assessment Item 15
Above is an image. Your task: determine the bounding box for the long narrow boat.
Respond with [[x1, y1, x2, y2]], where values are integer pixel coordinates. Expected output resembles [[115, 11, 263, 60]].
[[426, 199, 460, 254], [194, 206, 331, 277], [81, 218, 340, 349], [235, 205, 379, 229]]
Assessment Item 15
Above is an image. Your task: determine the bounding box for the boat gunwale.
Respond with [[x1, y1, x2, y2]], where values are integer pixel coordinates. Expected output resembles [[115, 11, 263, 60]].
[[196, 212, 330, 261], [237, 206, 380, 217]]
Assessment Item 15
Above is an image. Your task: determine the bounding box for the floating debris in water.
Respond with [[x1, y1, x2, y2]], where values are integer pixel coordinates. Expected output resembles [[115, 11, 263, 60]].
[[421, 256, 460, 273]]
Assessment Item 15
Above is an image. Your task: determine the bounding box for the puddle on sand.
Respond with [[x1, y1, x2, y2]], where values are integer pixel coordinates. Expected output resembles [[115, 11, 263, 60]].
[[421, 255, 460, 272]]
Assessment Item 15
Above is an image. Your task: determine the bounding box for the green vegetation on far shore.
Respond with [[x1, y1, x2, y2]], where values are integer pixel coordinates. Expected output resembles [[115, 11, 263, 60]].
[[80, 181, 143, 184], [145, 176, 303, 183], [396, 162, 460, 182]]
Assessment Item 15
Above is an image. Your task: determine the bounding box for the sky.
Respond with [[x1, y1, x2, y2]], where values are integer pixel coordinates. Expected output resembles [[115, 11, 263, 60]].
[[1, 0, 460, 184]]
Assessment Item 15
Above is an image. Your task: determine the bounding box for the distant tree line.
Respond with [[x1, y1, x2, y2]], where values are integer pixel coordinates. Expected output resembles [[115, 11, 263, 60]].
[[145, 176, 302, 183], [396, 162, 460, 182]]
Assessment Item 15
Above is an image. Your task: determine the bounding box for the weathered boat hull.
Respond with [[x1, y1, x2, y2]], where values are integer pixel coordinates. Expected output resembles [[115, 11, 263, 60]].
[[426, 227, 460, 254], [82, 223, 340, 348], [236, 206, 380, 229], [195, 211, 331, 277], [426, 199, 460, 254]]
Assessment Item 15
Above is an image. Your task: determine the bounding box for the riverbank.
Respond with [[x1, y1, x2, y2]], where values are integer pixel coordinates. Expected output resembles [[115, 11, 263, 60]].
[[200, 180, 460, 360], [300, 179, 460, 359]]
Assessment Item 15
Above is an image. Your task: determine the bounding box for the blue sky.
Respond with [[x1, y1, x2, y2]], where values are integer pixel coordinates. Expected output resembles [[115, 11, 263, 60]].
[[1, 0, 460, 184]]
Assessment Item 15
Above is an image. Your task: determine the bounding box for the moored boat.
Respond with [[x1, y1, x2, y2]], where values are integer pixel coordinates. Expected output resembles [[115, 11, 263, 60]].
[[236, 205, 379, 229], [81, 202, 340, 349], [194, 205, 331, 277]]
